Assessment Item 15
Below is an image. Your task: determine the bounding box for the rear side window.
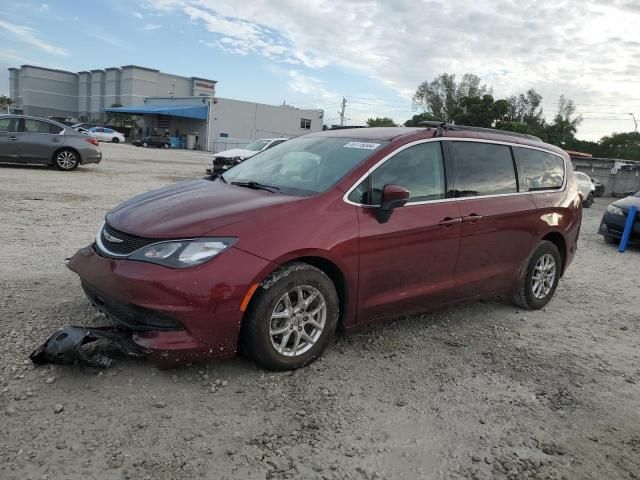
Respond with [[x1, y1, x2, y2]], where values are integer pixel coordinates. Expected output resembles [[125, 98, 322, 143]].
[[450, 142, 517, 197], [48, 123, 64, 134], [0, 117, 18, 132], [514, 148, 564, 191], [348, 142, 446, 205], [23, 119, 58, 134]]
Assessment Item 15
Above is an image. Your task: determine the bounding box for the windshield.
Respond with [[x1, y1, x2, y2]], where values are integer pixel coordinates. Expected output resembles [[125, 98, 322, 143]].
[[245, 140, 270, 151], [223, 137, 388, 196]]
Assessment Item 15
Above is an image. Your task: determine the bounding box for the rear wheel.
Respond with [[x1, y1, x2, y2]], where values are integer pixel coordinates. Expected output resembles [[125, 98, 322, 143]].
[[112, 137, 119, 143], [512, 241, 561, 310], [53, 149, 79, 171], [241, 262, 339, 370]]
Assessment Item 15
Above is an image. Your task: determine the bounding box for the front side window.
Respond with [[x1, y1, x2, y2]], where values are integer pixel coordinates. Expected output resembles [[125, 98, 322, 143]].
[[348, 142, 446, 205], [224, 137, 388, 196], [514, 147, 564, 191], [450, 142, 517, 197]]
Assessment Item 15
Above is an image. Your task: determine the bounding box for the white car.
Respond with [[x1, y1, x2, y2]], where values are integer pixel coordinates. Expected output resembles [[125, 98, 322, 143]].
[[207, 138, 288, 176], [87, 127, 126, 143], [574, 171, 596, 208]]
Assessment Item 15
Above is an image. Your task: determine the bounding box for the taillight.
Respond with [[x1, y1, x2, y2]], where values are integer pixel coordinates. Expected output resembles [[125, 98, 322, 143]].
[[85, 138, 99, 147]]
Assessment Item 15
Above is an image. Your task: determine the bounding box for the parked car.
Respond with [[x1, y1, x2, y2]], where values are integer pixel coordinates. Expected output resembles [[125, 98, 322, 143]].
[[206, 138, 288, 176], [591, 177, 605, 197], [0, 114, 102, 170], [87, 127, 126, 143], [598, 190, 640, 245], [131, 136, 171, 148], [68, 126, 581, 370], [574, 171, 596, 207]]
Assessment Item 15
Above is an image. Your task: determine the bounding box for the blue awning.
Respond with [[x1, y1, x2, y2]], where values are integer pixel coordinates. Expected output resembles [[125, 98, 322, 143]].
[[104, 104, 208, 120]]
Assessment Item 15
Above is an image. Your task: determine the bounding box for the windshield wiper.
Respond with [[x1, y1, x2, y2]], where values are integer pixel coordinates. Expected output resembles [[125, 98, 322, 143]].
[[231, 181, 280, 193], [218, 173, 227, 183]]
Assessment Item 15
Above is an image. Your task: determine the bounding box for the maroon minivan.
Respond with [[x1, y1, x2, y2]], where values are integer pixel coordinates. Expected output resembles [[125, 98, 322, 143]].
[[68, 126, 582, 370]]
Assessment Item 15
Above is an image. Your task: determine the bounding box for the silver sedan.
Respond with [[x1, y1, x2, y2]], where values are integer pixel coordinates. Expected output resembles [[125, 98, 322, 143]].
[[0, 115, 102, 171]]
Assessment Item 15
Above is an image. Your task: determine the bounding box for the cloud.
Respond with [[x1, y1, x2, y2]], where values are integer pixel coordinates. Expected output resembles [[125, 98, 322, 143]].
[[143, 23, 162, 31], [150, 0, 640, 139], [0, 20, 68, 56], [288, 70, 336, 99], [133, 12, 144, 19], [86, 28, 127, 48]]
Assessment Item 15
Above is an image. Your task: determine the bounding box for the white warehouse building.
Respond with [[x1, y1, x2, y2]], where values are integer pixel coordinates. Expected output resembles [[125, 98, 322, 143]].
[[8, 64, 324, 152]]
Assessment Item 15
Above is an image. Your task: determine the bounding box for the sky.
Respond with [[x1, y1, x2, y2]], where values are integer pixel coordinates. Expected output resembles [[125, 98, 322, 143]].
[[1, 0, 639, 141]]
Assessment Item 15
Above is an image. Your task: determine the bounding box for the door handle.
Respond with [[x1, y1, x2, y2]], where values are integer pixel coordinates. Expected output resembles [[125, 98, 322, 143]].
[[52, 138, 62, 142], [438, 217, 463, 228], [9, 136, 19, 141], [462, 214, 483, 224]]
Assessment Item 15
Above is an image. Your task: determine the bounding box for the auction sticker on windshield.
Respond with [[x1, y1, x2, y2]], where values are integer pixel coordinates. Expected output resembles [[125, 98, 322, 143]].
[[343, 142, 381, 150]]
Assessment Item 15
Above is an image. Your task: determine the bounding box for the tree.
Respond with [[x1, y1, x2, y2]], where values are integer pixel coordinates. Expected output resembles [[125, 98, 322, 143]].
[[452, 95, 510, 128], [542, 95, 584, 146], [366, 117, 397, 127], [412, 73, 490, 122], [597, 132, 640, 160], [404, 112, 442, 126], [0, 95, 14, 113], [504, 89, 545, 127]]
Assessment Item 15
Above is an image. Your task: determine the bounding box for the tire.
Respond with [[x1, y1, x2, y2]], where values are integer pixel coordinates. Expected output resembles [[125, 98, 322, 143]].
[[241, 262, 339, 370], [604, 235, 617, 245], [511, 241, 562, 310], [584, 193, 594, 208], [112, 137, 119, 143], [53, 149, 79, 171]]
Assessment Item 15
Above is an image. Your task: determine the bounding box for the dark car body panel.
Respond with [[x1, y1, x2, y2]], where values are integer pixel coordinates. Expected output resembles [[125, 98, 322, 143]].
[[598, 194, 640, 243], [68, 127, 581, 365]]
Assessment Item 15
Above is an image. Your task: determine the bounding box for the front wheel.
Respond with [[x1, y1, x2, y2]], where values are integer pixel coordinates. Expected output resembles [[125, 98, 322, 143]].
[[241, 262, 339, 370], [584, 193, 594, 208], [53, 149, 79, 171], [512, 241, 561, 310], [112, 137, 120, 143]]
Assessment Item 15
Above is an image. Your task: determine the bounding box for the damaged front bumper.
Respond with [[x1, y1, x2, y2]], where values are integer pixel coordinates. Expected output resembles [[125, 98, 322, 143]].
[[30, 326, 146, 368]]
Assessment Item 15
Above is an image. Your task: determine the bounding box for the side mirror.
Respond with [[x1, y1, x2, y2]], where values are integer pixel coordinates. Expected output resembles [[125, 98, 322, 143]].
[[375, 184, 410, 223]]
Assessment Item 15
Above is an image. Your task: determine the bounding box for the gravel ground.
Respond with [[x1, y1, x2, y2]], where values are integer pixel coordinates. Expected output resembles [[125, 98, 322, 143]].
[[1, 144, 639, 480]]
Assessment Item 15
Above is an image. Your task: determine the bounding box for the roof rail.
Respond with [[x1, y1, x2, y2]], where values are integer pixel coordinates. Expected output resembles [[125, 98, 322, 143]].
[[417, 121, 542, 142]]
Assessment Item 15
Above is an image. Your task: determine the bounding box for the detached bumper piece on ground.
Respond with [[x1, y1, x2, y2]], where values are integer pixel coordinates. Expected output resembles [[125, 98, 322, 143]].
[[30, 326, 147, 368]]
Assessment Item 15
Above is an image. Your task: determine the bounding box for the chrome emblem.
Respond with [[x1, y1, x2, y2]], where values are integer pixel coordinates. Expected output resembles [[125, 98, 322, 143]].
[[104, 231, 124, 243]]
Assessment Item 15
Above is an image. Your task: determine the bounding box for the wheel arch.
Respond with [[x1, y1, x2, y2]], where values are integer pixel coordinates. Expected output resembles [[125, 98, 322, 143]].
[[241, 253, 353, 334], [541, 231, 567, 275], [52, 146, 82, 165]]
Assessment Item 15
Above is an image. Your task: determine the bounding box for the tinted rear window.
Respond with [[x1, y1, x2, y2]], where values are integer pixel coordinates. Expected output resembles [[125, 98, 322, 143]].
[[450, 142, 517, 197], [514, 148, 564, 191]]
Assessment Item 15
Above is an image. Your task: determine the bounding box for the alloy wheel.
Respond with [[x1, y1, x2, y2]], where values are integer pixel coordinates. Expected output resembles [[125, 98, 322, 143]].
[[531, 254, 556, 299], [269, 285, 326, 357], [56, 151, 77, 170]]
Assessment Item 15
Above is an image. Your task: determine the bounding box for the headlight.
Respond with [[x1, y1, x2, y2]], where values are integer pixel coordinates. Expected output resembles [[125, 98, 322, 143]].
[[606, 204, 624, 216], [129, 238, 236, 268]]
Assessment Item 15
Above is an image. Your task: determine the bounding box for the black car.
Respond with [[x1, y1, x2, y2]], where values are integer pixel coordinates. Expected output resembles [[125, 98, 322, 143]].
[[598, 191, 640, 244], [131, 136, 170, 148]]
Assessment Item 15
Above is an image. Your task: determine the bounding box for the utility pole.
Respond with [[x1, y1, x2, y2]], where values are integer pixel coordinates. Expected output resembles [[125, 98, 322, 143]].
[[630, 113, 638, 133], [338, 97, 347, 126]]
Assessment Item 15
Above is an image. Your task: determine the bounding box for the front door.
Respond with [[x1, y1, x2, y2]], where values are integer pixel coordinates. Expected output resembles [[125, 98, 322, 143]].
[[350, 140, 462, 323], [448, 140, 538, 298]]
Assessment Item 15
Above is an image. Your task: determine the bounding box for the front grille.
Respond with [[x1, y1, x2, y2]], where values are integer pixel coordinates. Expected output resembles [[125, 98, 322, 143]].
[[100, 223, 161, 256], [82, 282, 184, 332]]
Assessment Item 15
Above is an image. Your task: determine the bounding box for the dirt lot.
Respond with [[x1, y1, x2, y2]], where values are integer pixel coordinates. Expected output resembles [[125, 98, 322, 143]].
[[1, 143, 638, 480]]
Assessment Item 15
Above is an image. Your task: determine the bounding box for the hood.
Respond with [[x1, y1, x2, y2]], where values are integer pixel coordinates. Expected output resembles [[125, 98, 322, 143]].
[[106, 179, 301, 238], [213, 148, 257, 159], [612, 194, 640, 211]]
